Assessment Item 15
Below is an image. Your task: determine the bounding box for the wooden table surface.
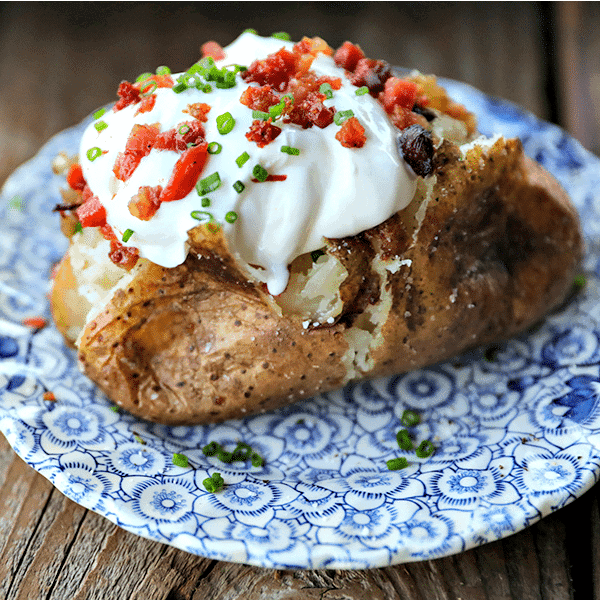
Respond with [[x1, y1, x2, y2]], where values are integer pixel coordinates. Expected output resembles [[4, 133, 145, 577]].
[[1, 3, 598, 598]]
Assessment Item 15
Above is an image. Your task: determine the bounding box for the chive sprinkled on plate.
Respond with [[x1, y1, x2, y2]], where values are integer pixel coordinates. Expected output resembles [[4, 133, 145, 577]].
[[281, 145, 300, 156], [396, 429, 413, 451], [387, 457, 408, 470], [196, 172, 221, 195], [236, 152, 250, 167], [122, 229, 134, 243], [86, 147, 102, 161], [252, 164, 268, 182], [172, 453, 189, 468], [416, 440, 435, 458], [401, 409, 420, 428], [225, 211, 238, 224], [203, 472, 224, 493], [233, 181, 245, 194]]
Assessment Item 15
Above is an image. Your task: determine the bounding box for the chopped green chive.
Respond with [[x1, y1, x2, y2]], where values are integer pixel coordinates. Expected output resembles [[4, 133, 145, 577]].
[[207, 141, 222, 155], [573, 274, 587, 291], [93, 107, 107, 120], [355, 86, 369, 96], [201, 197, 211, 207], [387, 457, 409, 470], [272, 31, 291, 41], [252, 164, 268, 182], [196, 172, 221, 195], [86, 147, 102, 162], [334, 110, 354, 125], [201, 441, 264, 467], [396, 429, 414, 451], [233, 180, 245, 194], [133, 433, 146, 445], [172, 82, 188, 94], [244, 28, 258, 35], [311, 249, 325, 263], [216, 111, 235, 134], [94, 120, 108, 132], [281, 145, 300, 156], [74, 222, 83, 234], [172, 453, 189, 468], [140, 80, 158, 96], [252, 110, 270, 121], [122, 229, 134, 243], [415, 440, 435, 458], [225, 211, 238, 224], [190, 210, 214, 223], [202, 441, 220, 456], [8, 196, 23, 210], [135, 72, 153, 83], [110, 405, 119, 412], [319, 82, 333, 99], [178, 124, 191, 135], [401, 409, 421, 428], [269, 100, 286, 119], [236, 151, 250, 168], [156, 65, 171, 75], [203, 472, 224, 493], [200, 83, 213, 93]]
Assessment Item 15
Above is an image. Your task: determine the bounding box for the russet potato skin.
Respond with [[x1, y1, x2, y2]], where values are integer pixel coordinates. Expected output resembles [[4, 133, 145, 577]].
[[53, 137, 583, 424]]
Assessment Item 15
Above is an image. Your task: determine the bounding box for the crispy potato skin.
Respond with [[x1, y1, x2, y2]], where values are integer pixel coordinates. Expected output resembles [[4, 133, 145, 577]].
[[55, 138, 582, 424]]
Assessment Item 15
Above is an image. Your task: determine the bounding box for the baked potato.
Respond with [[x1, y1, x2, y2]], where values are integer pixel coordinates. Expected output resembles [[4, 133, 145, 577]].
[[50, 33, 582, 425]]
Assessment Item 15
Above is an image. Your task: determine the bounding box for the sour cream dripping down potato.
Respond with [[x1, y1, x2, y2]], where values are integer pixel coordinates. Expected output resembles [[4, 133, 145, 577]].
[[50, 32, 582, 424]]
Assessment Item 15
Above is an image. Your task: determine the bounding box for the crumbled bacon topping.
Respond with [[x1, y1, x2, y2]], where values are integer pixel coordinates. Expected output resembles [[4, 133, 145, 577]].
[[184, 102, 212, 122], [246, 119, 282, 148], [335, 117, 366, 148], [128, 185, 163, 221]]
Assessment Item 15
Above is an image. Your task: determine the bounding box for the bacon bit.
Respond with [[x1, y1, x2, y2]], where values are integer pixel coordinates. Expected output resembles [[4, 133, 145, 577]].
[[76, 196, 107, 228], [316, 75, 342, 91], [251, 174, 288, 182], [348, 58, 392, 96], [201, 40, 226, 60], [141, 74, 174, 89], [335, 116, 366, 148], [239, 85, 281, 112], [135, 94, 156, 116], [160, 143, 208, 202], [66, 164, 86, 191], [43, 391, 56, 402], [114, 81, 141, 112], [183, 102, 212, 122], [380, 77, 420, 114], [154, 120, 205, 152], [113, 124, 160, 181], [294, 36, 333, 58], [334, 41, 365, 72], [390, 105, 427, 131], [246, 119, 282, 148], [241, 48, 298, 92], [23, 316, 48, 330], [109, 241, 139, 270], [128, 185, 163, 220]]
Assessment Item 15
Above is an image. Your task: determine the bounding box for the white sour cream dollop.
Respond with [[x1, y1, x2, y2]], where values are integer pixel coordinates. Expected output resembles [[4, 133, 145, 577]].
[[80, 32, 417, 295]]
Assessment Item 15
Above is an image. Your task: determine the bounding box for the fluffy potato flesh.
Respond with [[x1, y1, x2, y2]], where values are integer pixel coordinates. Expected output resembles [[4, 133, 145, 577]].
[[52, 137, 582, 424]]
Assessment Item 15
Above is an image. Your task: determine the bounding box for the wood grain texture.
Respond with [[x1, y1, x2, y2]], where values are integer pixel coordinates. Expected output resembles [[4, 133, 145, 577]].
[[0, 2, 597, 598]]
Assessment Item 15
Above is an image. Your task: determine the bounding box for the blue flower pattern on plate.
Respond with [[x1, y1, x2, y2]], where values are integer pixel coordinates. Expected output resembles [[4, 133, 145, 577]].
[[1, 81, 600, 569]]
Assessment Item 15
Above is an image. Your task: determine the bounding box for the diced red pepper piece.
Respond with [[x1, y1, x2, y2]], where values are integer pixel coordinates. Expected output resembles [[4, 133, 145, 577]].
[[160, 143, 208, 203], [246, 119, 282, 148], [128, 185, 163, 220], [335, 117, 366, 148], [113, 124, 160, 181], [334, 42, 365, 72], [66, 164, 86, 191], [201, 41, 226, 60], [76, 196, 107, 228], [23, 316, 48, 329], [381, 77, 420, 113]]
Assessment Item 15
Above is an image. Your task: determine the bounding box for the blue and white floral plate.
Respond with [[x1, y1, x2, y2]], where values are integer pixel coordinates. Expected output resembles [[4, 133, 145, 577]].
[[1, 79, 600, 570]]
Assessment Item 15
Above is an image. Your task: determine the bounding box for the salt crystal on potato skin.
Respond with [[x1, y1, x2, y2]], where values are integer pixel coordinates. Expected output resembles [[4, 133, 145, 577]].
[[51, 136, 582, 424]]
